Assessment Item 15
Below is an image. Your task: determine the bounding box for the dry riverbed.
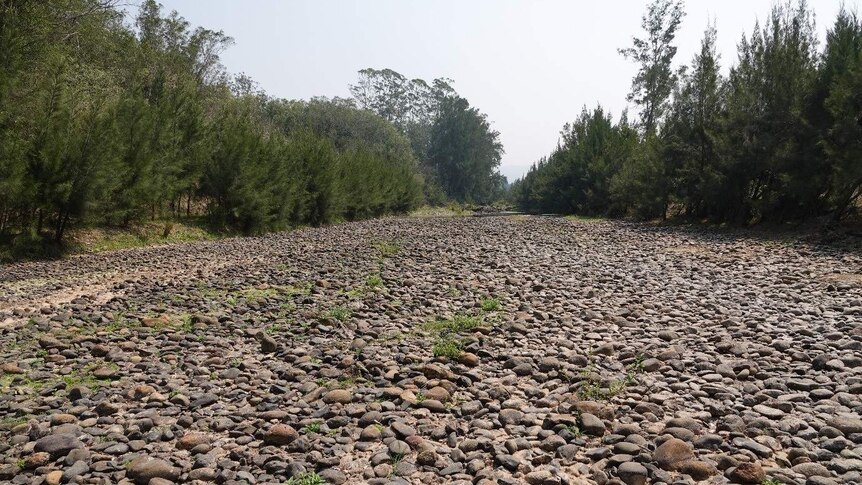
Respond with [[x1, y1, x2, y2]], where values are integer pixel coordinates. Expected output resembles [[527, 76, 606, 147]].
[[1, 217, 861, 485]]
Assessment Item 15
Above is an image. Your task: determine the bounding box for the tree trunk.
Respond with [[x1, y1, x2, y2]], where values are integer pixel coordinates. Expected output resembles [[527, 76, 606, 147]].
[[55, 210, 70, 242]]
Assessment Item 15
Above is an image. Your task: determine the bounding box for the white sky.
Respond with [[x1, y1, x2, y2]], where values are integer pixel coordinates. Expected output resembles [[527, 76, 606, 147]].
[[146, 0, 859, 181]]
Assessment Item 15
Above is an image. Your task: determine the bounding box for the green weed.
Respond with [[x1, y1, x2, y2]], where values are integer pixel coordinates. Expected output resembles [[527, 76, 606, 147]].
[[366, 273, 384, 288], [480, 297, 501, 312], [372, 240, 401, 257], [325, 306, 351, 322], [285, 472, 324, 485], [432, 337, 463, 359], [565, 424, 583, 437], [425, 314, 482, 334]]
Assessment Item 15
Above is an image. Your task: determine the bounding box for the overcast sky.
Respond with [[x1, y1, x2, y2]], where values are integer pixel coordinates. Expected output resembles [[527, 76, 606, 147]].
[[145, 0, 859, 181]]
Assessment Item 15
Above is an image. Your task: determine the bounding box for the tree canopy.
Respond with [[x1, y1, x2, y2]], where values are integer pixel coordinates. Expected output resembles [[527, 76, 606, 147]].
[[349, 68, 506, 204]]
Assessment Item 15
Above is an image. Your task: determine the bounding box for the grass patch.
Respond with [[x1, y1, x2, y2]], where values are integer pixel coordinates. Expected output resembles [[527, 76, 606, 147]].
[[424, 313, 483, 360], [372, 240, 401, 257], [239, 287, 280, 303], [316, 376, 357, 389], [480, 297, 501, 312], [0, 375, 47, 393], [324, 306, 351, 322], [409, 204, 470, 218], [285, 472, 325, 485], [366, 273, 384, 289], [266, 323, 285, 334], [425, 313, 482, 335], [284, 283, 313, 297], [139, 313, 194, 333], [0, 415, 30, 431], [432, 337, 463, 359], [61, 372, 112, 391], [563, 424, 583, 437], [565, 214, 604, 223], [72, 218, 224, 254], [302, 422, 321, 434]]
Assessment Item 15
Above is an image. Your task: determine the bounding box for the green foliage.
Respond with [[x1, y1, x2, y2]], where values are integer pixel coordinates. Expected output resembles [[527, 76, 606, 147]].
[[372, 240, 401, 257], [428, 97, 506, 204], [349, 68, 507, 204], [512, 107, 639, 217], [425, 313, 482, 360], [818, 9, 862, 220], [79, 220, 219, 254], [325, 307, 351, 322], [0, 1, 424, 257], [480, 297, 501, 312], [284, 472, 325, 485], [366, 273, 384, 288], [662, 23, 724, 218], [578, 368, 627, 401], [432, 337, 463, 359], [513, 1, 862, 224], [425, 314, 482, 334]]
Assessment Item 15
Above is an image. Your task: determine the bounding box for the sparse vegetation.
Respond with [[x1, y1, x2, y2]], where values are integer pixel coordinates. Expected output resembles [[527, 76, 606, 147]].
[[424, 313, 483, 360], [325, 307, 351, 322], [389, 453, 404, 478], [366, 273, 384, 289], [432, 337, 463, 359], [285, 472, 325, 485], [480, 297, 500, 312], [372, 240, 401, 257], [578, 354, 646, 401], [563, 424, 583, 437], [73, 220, 222, 254], [0, 416, 30, 432], [425, 313, 483, 334]]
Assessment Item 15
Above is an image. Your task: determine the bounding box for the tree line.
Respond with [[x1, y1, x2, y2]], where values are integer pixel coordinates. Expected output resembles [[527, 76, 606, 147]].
[[511, 0, 862, 224], [0, 1, 505, 252]]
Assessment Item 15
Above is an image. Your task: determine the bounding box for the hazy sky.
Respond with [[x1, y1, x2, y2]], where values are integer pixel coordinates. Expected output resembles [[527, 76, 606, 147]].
[[146, 0, 859, 181]]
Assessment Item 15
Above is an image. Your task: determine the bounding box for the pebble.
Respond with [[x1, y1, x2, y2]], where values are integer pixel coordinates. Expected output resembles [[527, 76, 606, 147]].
[[1, 217, 860, 485]]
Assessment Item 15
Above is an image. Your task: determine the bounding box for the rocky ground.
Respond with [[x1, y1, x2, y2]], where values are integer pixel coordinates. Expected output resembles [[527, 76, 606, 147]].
[[1, 216, 861, 485]]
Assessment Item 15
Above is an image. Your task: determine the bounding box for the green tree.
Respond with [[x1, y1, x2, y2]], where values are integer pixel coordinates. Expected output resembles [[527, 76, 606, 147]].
[[663, 23, 724, 217], [619, 0, 685, 136], [720, 1, 821, 222], [819, 9, 862, 219], [427, 96, 504, 204]]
